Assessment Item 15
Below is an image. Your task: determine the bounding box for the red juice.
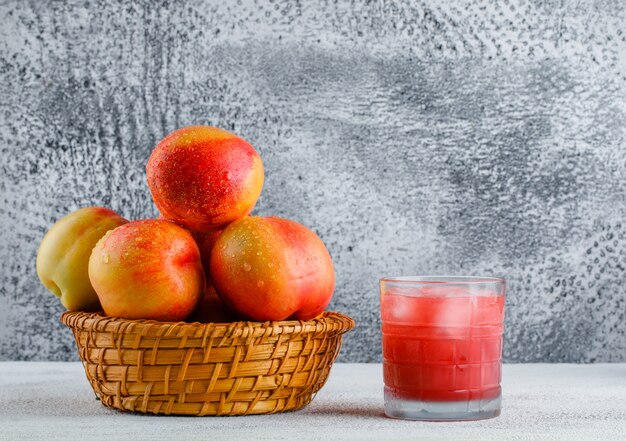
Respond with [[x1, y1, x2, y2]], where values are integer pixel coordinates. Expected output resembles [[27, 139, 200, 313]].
[[380, 277, 505, 420]]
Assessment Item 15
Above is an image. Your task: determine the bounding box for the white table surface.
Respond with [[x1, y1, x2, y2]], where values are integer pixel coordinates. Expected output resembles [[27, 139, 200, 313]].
[[1, 362, 625, 441]]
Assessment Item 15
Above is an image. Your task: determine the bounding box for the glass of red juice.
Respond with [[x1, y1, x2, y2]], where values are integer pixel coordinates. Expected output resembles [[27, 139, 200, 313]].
[[380, 276, 506, 421]]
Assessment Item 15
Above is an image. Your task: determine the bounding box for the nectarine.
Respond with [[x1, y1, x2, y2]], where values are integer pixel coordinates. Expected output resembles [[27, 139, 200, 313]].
[[189, 229, 237, 323], [88, 219, 204, 321], [146, 126, 264, 233], [210, 216, 335, 321], [36, 207, 128, 311]]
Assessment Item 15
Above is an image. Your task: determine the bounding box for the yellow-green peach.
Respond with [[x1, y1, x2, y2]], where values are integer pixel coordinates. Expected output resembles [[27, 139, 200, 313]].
[[36, 207, 128, 311]]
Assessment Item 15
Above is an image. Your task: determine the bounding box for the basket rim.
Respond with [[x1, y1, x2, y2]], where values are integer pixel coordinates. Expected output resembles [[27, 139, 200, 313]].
[[60, 310, 355, 338]]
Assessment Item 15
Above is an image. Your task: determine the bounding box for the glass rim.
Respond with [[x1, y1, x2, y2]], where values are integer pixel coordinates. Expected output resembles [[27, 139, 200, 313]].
[[379, 275, 505, 285]]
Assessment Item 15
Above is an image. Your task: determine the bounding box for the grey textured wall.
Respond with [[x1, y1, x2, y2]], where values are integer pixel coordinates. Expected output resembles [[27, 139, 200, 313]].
[[1, 0, 625, 362]]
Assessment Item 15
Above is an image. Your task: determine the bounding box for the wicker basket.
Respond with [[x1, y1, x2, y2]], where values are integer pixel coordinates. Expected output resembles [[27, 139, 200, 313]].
[[61, 311, 354, 416]]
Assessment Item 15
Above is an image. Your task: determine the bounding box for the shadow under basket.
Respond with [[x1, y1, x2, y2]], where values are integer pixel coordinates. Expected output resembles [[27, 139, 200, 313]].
[[61, 311, 354, 416]]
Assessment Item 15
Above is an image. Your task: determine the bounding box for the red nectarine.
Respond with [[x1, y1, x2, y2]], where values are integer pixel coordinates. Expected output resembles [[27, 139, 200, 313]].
[[88, 219, 204, 321], [210, 216, 335, 321], [146, 126, 264, 233], [189, 229, 237, 323]]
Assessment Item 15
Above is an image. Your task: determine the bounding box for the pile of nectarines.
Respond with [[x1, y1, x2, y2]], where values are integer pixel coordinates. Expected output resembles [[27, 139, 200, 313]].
[[37, 126, 335, 323]]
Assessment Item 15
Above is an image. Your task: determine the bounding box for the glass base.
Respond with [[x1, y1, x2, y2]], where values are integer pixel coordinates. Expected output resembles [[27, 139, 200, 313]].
[[384, 388, 501, 421]]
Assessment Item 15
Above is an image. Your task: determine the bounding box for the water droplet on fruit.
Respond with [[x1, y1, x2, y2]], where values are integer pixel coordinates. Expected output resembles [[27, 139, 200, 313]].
[[256, 251, 262, 256], [243, 262, 251, 272], [257, 280, 264, 288], [268, 262, 274, 268], [102, 254, 109, 264]]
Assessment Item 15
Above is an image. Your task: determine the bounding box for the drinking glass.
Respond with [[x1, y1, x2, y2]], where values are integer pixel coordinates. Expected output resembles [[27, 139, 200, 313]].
[[380, 276, 506, 421]]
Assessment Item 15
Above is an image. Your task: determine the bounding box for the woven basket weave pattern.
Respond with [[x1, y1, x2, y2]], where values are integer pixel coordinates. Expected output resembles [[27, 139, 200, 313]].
[[61, 311, 354, 416]]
